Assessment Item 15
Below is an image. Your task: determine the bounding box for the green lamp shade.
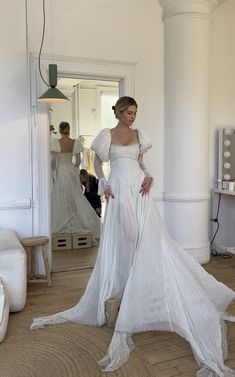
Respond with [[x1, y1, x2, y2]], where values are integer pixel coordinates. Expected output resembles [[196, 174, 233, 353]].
[[37, 64, 69, 103], [37, 87, 69, 103]]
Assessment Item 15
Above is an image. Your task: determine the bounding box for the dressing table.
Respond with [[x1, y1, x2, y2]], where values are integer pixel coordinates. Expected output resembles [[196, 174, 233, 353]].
[[211, 128, 235, 254]]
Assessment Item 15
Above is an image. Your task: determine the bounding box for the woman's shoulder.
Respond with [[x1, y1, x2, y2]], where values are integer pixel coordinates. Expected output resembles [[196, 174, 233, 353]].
[[73, 137, 84, 154], [95, 128, 111, 138], [91, 128, 111, 162], [50, 136, 60, 152], [136, 128, 152, 153]]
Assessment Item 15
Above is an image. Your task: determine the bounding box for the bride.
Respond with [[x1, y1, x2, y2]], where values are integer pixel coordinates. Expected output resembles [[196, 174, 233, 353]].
[[51, 121, 100, 244], [32, 98, 235, 377]]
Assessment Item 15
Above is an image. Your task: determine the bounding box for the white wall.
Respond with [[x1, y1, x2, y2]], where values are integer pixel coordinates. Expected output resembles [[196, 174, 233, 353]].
[[1, 0, 235, 248], [0, 1, 32, 237], [210, 0, 235, 247], [0, 0, 164, 238]]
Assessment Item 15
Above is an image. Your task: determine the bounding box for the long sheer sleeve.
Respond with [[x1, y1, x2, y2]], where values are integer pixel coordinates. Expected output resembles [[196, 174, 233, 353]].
[[93, 153, 109, 195], [93, 153, 105, 179], [138, 154, 152, 177], [74, 153, 81, 168], [51, 151, 59, 181]]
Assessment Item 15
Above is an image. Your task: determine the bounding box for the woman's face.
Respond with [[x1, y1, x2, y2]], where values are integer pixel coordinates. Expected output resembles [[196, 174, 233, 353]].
[[119, 105, 137, 127]]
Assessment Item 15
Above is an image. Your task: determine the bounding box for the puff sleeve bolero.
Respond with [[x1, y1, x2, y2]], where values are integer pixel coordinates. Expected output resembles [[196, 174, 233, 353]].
[[91, 128, 152, 162], [137, 129, 152, 154], [73, 138, 84, 155], [50, 137, 60, 153], [91, 128, 111, 162]]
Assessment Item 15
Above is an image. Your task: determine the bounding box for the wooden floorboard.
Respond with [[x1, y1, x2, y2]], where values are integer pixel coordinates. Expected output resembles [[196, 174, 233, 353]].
[[3, 252, 235, 376]]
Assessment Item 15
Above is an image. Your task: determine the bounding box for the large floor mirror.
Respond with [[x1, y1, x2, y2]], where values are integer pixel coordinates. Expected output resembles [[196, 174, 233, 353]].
[[50, 77, 119, 272]]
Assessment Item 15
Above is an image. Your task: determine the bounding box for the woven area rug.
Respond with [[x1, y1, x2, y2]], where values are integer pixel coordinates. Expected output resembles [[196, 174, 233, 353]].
[[0, 322, 154, 377], [0, 270, 155, 377]]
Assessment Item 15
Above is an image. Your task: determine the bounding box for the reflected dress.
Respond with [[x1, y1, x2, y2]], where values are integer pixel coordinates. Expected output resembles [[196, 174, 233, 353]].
[[51, 137, 100, 244], [32, 129, 235, 377]]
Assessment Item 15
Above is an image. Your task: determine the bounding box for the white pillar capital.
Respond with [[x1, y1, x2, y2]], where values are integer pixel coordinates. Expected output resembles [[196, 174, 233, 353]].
[[159, 0, 218, 19]]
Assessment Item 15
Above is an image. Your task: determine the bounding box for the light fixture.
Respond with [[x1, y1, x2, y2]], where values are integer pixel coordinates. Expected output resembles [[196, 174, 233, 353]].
[[224, 151, 231, 158], [37, 0, 68, 103], [224, 173, 231, 180], [37, 64, 68, 103], [224, 139, 231, 147], [224, 162, 231, 169]]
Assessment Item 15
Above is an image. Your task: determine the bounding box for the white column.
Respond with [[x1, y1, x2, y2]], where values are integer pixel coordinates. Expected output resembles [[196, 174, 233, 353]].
[[159, 0, 218, 263]]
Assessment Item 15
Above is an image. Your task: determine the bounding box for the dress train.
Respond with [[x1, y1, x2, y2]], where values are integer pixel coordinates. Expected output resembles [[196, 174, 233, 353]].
[[31, 132, 235, 377]]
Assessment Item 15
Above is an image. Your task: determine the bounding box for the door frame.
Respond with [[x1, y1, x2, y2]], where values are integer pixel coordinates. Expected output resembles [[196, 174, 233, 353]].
[[30, 53, 135, 270]]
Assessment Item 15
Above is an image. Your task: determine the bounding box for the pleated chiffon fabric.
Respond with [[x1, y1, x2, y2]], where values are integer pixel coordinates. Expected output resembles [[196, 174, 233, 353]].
[[51, 137, 100, 243], [32, 129, 235, 377]]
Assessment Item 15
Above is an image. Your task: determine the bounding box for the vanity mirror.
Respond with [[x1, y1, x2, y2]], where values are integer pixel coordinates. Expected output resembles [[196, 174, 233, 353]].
[[218, 128, 235, 191]]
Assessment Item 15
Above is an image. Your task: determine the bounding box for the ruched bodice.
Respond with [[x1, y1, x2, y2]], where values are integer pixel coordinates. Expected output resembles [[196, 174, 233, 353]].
[[58, 152, 73, 162], [109, 144, 143, 186]]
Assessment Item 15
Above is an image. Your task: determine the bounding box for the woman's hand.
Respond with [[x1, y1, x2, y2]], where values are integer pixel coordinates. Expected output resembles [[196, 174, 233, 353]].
[[139, 176, 153, 196], [104, 186, 114, 202]]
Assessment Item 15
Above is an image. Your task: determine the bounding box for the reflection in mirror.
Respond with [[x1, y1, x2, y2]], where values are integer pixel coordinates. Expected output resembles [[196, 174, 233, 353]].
[[218, 128, 235, 191], [49, 78, 119, 272]]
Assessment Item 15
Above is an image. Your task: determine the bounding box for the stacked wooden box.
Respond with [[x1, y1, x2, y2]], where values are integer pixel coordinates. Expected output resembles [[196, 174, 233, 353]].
[[52, 230, 92, 251]]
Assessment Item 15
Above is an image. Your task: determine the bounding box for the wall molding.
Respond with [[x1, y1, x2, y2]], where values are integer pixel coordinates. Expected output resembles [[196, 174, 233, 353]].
[[0, 198, 31, 210], [30, 53, 136, 107], [164, 192, 210, 203], [159, 0, 218, 20], [153, 192, 164, 202], [30, 53, 136, 265], [181, 241, 210, 250]]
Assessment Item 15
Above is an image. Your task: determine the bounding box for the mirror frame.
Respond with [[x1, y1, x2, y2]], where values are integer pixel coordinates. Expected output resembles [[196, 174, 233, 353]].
[[30, 53, 135, 272], [217, 128, 235, 191]]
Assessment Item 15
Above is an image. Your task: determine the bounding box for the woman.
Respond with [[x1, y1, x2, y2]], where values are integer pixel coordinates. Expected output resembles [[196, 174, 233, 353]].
[[79, 169, 102, 217], [51, 121, 100, 245], [32, 99, 235, 376]]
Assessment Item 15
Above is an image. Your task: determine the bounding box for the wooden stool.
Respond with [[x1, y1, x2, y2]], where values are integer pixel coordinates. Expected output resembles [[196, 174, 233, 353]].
[[105, 298, 121, 328], [21, 236, 51, 287]]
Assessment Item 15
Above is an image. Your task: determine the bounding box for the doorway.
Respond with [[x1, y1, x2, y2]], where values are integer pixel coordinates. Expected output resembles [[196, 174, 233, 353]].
[[50, 77, 119, 272], [30, 54, 135, 274]]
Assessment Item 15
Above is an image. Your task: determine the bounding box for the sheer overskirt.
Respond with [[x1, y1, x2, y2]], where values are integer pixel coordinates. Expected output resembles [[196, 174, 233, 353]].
[[32, 144, 235, 376], [51, 153, 100, 242]]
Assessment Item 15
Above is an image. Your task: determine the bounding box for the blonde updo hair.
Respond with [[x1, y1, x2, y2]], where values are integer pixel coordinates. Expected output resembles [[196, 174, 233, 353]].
[[112, 96, 138, 120]]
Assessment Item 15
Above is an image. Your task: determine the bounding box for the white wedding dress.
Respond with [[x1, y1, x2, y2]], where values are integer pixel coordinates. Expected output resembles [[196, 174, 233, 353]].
[[32, 129, 235, 377], [51, 137, 100, 243]]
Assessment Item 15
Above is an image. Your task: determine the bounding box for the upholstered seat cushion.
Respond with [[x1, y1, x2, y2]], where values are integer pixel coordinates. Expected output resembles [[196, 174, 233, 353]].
[[0, 229, 27, 312], [0, 279, 9, 343]]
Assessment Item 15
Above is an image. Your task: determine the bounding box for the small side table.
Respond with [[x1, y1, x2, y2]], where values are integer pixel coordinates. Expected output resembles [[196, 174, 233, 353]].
[[21, 236, 52, 287]]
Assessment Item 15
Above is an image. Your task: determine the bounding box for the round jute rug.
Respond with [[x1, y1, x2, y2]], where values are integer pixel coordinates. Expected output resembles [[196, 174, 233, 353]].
[[0, 320, 155, 377]]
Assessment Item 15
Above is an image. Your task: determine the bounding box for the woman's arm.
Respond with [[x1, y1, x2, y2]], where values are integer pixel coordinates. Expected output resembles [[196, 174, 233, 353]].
[[138, 154, 153, 196], [51, 151, 59, 182], [93, 153, 114, 200], [74, 153, 81, 167]]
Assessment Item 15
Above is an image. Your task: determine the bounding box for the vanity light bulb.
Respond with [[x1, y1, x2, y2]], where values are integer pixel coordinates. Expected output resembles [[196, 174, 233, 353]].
[[224, 151, 231, 158], [224, 162, 231, 169], [224, 139, 231, 147], [224, 173, 231, 180], [224, 129, 233, 135]]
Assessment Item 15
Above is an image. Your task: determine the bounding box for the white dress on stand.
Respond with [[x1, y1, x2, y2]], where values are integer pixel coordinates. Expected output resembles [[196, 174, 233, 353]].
[[32, 129, 235, 377], [51, 137, 100, 244]]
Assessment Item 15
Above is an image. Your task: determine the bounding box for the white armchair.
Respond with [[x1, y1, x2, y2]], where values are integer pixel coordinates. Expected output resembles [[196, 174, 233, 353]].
[[0, 279, 9, 343], [0, 228, 27, 312], [0, 228, 27, 342]]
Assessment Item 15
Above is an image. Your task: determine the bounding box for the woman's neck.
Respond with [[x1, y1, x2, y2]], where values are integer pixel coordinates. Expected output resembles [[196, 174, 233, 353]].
[[116, 122, 131, 132]]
